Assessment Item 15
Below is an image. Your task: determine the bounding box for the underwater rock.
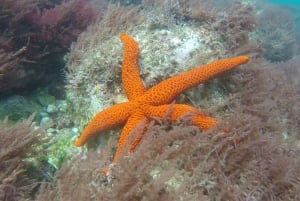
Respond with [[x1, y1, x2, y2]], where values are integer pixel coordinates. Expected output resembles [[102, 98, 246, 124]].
[[36, 88, 56, 106], [40, 116, 54, 127], [0, 95, 42, 122], [46, 104, 58, 114]]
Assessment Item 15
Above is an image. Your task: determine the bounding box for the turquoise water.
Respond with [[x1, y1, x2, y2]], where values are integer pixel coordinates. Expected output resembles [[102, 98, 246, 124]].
[[267, 0, 300, 6]]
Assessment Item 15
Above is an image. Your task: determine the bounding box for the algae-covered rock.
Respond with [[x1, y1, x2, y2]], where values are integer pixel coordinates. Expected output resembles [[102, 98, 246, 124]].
[[0, 95, 43, 122], [34, 88, 56, 106]]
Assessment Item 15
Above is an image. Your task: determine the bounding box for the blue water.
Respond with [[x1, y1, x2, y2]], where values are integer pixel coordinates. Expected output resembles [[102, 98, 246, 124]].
[[267, 0, 300, 6], [266, 0, 300, 14], [267, 0, 300, 14]]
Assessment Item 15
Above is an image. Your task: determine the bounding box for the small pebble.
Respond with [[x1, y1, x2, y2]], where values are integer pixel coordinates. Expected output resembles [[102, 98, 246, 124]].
[[72, 127, 79, 133], [47, 104, 57, 113], [40, 116, 54, 127]]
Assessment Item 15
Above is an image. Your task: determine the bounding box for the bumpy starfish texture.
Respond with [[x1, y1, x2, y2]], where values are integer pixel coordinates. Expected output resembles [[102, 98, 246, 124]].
[[75, 32, 249, 168]]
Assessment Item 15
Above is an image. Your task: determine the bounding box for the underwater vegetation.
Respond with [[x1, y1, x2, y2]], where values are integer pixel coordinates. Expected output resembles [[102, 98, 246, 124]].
[[256, 3, 298, 62], [0, 0, 300, 200], [0, 115, 49, 201], [0, 0, 101, 95]]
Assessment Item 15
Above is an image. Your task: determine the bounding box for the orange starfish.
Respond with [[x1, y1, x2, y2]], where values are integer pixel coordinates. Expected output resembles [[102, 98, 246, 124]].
[[75, 32, 249, 171]]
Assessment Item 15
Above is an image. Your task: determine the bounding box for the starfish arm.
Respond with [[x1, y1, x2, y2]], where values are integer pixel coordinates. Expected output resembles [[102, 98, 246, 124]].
[[120, 32, 146, 100], [144, 104, 218, 130], [112, 110, 148, 163], [74, 102, 135, 147], [140, 56, 249, 105]]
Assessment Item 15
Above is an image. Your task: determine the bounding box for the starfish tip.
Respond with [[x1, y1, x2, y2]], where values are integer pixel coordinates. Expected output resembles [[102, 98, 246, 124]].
[[74, 140, 82, 147], [240, 55, 249, 63], [119, 32, 128, 40]]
